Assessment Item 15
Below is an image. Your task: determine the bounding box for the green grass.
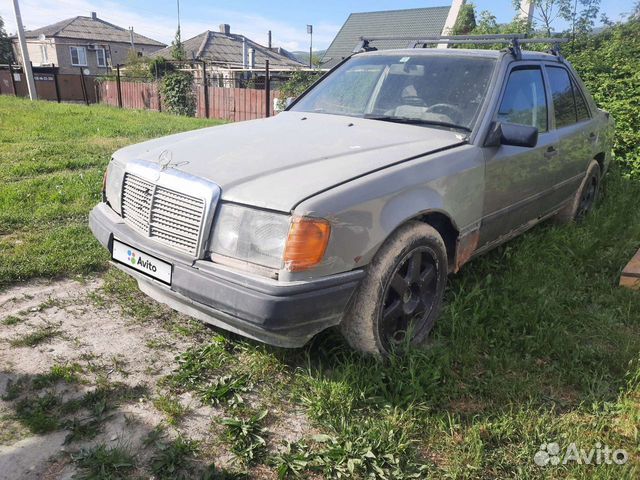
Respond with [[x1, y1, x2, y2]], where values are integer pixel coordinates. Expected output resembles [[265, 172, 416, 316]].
[[153, 394, 190, 425], [2, 96, 640, 478], [0, 96, 221, 288]]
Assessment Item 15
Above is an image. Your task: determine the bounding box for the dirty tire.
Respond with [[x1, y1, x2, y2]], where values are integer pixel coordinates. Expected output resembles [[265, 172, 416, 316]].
[[340, 221, 448, 355], [554, 160, 601, 224]]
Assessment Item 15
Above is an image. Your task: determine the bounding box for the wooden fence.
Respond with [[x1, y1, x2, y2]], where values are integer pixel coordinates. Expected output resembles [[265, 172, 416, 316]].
[[98, 81, 280, 121]]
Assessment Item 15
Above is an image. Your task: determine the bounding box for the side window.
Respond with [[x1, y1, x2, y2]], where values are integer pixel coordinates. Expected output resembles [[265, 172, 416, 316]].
[[547, 66, 577, 128], [497, 68, 548, 132], [572, 79, 590, 122]]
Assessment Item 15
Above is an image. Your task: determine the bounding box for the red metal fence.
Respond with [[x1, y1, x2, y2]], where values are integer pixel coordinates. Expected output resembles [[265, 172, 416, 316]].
[[0, 67, 99, 103], [98, 81, 280, 121]]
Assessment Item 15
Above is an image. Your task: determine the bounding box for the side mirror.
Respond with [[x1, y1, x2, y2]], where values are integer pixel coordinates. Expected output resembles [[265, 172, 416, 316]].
[[484, 121, 539, 148]]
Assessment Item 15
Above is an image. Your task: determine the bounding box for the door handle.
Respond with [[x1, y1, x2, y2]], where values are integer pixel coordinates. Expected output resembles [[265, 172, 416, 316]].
[[544, 146, 558, 159], [588, 132, 597, 142]]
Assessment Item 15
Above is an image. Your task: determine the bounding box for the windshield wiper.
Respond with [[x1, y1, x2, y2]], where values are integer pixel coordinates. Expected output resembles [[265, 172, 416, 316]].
[[362, 115, 471, 132]]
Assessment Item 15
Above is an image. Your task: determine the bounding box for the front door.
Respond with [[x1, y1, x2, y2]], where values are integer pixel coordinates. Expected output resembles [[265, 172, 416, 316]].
[[480, 65, 559, 246]]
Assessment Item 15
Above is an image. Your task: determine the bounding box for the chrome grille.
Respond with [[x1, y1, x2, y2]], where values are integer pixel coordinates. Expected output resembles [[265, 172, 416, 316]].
[[121, 173, 206, 255]]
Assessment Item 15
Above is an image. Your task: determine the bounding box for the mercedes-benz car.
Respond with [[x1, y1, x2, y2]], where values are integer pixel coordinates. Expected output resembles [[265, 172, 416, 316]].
[[89, 42, 614, 355]]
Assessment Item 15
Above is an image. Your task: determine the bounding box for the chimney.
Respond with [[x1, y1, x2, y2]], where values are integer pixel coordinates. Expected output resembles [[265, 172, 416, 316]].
[[91, 12, 97, 20], [219, 24, 230, 35], [268, 30, 272, 49], [248, 48, 255, 69]]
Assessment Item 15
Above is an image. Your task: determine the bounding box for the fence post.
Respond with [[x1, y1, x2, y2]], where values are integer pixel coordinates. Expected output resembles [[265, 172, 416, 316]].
[[9, 66, 17, 96], [265, 60, 270, 118], [116, 64, 122, 108], [53, 72, 61, 102], [202, 60, 209, 118], [79, 67, 89, 105]]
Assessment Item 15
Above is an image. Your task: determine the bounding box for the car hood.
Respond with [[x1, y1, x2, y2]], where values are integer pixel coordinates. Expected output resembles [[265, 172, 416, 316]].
[[112, 111, 466, 212]]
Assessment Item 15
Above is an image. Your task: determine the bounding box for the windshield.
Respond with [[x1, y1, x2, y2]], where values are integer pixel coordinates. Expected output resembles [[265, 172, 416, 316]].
[[291, 54, 497, 131]]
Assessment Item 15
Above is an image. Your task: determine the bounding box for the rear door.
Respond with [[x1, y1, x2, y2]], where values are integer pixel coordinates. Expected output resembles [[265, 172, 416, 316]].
[[543, 64, 595, 204], [480, 64, 559, 246]]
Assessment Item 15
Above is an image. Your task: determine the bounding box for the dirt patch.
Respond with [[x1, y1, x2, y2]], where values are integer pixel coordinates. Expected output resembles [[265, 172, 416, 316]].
[[0, 275, 314, 478]]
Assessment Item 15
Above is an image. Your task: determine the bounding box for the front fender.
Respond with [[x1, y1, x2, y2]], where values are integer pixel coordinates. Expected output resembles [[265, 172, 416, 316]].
[[286, 145, 485, 282]]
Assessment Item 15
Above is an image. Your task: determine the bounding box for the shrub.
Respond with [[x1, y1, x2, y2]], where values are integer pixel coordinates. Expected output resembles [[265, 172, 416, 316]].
[[277, 70, 324, 109], [565, 19, 640, 174], [160, 72, 196, 117]]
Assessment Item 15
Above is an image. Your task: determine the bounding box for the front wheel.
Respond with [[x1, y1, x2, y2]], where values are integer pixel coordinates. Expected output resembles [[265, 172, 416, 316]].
[[340, 222, 448, 355]]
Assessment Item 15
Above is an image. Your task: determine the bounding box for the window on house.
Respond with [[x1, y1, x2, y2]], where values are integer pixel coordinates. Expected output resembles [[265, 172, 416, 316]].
[[96, 48, 107, 67], [497, 67, 548, 132], [70, 46, 87, 66]]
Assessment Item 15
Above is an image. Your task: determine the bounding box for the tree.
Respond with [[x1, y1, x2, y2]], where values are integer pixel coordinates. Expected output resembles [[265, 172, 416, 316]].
[[513, 0, 600, 37], [561, 0, 601, 41], [122, 49, 152, 80], [513, 0, 564, 36], [451, 3, 477, 35], [171, 27, 186, 61], [0, 16, 14, 64]]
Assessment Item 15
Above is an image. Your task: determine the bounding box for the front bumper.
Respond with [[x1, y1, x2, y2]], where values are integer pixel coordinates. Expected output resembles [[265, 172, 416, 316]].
[[89, 203, 364, 347]]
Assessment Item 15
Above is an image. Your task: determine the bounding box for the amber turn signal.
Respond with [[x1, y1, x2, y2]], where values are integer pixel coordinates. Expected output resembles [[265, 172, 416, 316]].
[[283, 217, 331, 271]]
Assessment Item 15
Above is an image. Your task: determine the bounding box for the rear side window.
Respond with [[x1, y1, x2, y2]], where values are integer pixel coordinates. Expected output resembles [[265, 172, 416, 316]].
[[547, 66, 590, 128], [497, 68, 548, 132], [573, 80, 590, 122]]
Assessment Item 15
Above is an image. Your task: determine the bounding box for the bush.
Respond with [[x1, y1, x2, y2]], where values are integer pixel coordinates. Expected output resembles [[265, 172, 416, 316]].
[[160, 72, 195, 117], [277, 70, 324, 109], [565, 19, 640, 174]]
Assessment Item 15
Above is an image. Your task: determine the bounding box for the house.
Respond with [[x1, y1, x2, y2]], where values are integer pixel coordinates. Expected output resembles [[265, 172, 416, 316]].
[[149, 24, 303, 87], [12, 12, 165, 75], [321, 2, 464, 68]]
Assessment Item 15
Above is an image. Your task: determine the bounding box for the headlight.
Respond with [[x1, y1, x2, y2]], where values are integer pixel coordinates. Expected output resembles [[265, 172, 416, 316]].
[[209, 204, 290, 269]]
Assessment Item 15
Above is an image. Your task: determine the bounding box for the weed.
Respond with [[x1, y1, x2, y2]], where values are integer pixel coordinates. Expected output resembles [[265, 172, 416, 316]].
[[222, 410, 268, 465], [62, 416, 103, 444], [1, 377, 28, 401], [1, 315, 23, 326], [14, 393, 61, 434], [73, 442, 136, 480], [10, 325, 61, 347], [32, 362, 83, 389], [150, 436, 200, 480], [269, 440, 315, 479], [162, 337, 229, 391], [153, 394, 189, 425], [199, 374, 250, 407]]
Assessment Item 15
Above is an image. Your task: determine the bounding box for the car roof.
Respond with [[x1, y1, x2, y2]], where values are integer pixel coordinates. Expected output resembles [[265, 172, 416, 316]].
[[355, 48, 562, 62]]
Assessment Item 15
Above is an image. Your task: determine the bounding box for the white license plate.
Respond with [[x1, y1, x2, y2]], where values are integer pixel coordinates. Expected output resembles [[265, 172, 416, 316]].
[[112, 240, 172, 284]]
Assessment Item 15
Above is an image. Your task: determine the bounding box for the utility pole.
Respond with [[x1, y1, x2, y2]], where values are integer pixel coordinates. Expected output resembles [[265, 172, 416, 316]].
[[12, 0, 37, 100], [307, 24, 313, 69]]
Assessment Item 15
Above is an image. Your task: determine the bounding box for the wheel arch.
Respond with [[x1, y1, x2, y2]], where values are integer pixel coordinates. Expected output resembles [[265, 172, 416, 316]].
[[373, 209, 461, 274]]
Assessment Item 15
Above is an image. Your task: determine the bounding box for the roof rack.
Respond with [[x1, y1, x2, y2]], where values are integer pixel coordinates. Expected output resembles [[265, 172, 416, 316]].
[[353, 34, 570, 60]]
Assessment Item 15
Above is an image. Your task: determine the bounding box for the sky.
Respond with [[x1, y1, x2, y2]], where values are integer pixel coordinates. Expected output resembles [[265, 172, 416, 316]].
[[1, 1, 635, 52]]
